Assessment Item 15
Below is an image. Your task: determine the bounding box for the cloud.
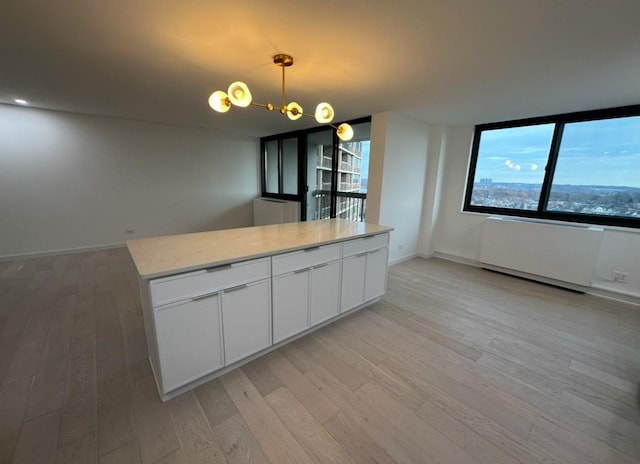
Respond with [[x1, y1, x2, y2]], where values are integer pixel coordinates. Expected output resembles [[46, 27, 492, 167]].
[[504, 159, 523, 171]]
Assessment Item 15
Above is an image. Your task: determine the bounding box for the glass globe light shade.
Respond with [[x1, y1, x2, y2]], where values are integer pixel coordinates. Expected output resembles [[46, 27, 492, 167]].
[[227, 81, 252, 107], [336, 123, 354, 141], [208, 91, 231, 113], [314, 102, 335, 123], [286, 102, 304, 120]]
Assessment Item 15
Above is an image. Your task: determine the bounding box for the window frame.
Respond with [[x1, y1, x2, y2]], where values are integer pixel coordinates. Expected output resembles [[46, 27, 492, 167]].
[[463, 104, 640, 229], [260, 116, 372, 221], [260, 132, 305, 202]]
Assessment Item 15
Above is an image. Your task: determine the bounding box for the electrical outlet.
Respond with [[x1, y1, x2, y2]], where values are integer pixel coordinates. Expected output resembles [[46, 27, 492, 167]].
[[398, 244, 404, 250], [613, 271, 629, 283], [125, 229, 136, 235]]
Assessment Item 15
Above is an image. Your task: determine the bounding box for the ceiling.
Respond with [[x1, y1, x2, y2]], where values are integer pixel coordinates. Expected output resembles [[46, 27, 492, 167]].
[[2, 1, 639, 137]]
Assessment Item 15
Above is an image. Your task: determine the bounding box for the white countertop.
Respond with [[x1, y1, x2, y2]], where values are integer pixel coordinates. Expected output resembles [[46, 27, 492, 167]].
[[127, 219, 393, 279]]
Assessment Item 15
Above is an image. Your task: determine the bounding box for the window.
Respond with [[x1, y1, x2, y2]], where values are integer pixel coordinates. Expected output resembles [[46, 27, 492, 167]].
[[261, 136, 300, 199], [464, 105, 640, 228], [264, 140, 279, 194]]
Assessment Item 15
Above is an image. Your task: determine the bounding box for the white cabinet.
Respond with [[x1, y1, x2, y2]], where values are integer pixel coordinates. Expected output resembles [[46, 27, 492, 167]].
[[155, 292, 224, 392], [343, 233, 389, 256], [272, 270, 310, 343], [150, 257, 270, 307], [150, 257, 272, 395], [272, 243, 341, 275], [141, 230, 391, 400], [272, 242, 343, 344], [340, 254, 367, 312], [341, 233, 390, 312], [273, 258, 342, 343], [310, 260, 341, 326], [221, 279, 271, 365], [365, 247, 389, 300]]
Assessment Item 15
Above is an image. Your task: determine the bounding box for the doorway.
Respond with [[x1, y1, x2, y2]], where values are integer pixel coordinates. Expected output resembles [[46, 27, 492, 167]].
[[305, 121, 371, 221]]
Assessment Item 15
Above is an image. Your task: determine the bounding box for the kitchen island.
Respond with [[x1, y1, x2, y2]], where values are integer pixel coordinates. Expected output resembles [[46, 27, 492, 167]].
[[128, 219, 393, 400]]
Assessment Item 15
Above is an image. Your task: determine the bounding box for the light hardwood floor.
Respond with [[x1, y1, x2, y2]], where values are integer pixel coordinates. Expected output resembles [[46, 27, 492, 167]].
[[0, 249, 639, 464]]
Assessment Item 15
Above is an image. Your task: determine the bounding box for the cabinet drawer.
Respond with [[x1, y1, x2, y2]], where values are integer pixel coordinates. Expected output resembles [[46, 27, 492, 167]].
[[150, 257, 270, 307], [272, 243, 341, 276], [343, 233, 389, 257]]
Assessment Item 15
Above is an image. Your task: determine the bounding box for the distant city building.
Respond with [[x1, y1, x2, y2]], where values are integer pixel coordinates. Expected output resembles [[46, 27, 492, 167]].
[[471, 181, 640, 218], [312, 142, 365, 221]]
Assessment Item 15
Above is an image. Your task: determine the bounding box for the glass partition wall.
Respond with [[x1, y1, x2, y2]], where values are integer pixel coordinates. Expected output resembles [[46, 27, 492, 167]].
[[260, 117, 371, 222]]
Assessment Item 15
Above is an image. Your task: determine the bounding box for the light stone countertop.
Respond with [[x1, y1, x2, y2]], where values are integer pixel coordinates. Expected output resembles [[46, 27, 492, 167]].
[[127, 219, 393, 279]]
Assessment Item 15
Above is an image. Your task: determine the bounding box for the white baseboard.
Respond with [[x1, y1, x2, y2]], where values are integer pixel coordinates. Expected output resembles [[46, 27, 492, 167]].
[[416, 252, 434, 259], [0, 242, 125, 261], [587, 285, 640, 307], [388, 253, 419, 266], [481, 263, 589, 293], [432, 251, 481, 267], [431, 251, 640, 308]]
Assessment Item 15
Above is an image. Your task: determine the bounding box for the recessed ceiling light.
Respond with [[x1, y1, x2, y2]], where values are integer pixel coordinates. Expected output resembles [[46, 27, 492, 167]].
[[14, 98, 28, 105]]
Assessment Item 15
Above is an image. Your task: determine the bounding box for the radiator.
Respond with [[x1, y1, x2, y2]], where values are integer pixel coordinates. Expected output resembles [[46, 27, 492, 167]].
[[479, 216, 604, 288], [253, 198, 301, 226]]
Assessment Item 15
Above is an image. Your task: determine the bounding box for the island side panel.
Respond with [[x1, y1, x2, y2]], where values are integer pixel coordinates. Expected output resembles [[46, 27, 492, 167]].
[[138, 276, 163, 395]]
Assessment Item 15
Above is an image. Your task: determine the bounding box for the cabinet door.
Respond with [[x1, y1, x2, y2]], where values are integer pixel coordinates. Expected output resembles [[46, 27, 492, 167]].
[[272, 270, 310, 343], [310, 260, 341, 326], [155, 293, 223, 393], [341, 254, 366, 312], [365, 247, 389, 301], [222, 279, 271, 365]]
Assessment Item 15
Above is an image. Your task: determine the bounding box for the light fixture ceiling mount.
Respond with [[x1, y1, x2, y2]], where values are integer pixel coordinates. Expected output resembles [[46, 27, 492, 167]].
[[272, 53, 294, 67], [208, 54, 354, 141]]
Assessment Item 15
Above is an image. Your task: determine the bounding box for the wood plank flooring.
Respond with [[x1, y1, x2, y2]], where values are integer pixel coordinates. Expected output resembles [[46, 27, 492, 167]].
[[0, 249, 639, 464]]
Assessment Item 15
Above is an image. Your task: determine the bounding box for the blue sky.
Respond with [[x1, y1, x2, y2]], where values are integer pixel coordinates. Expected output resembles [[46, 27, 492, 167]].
[[474, 116, 640, 188], [360, 141, 370, 181]]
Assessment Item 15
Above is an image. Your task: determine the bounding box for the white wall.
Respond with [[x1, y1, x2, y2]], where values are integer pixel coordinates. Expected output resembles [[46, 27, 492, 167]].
[[430, 124, 640, 299], [0, 105, 259, 257], [418, 125, 448, 256], [369, 112, 428, 264], [592, 231, 640, 297], [431, 125, 485, 261]]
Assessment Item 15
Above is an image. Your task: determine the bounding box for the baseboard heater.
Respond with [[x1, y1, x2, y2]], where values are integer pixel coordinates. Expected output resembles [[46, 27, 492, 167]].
[[479, 216, 604, 290], [253, 198, 300, 226]]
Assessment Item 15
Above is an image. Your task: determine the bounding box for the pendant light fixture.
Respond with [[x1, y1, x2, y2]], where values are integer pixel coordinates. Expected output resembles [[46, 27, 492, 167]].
[[208, 54, 354, 141]]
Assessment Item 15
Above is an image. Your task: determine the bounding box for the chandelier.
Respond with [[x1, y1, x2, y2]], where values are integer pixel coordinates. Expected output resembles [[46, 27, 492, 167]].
[[208, 54, 354, 141]]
